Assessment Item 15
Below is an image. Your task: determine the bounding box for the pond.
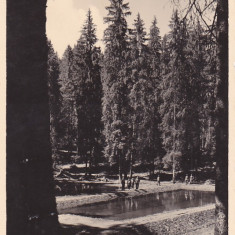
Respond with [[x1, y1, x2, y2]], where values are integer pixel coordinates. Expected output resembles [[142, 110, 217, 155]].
[[59, 190, 215, 220]]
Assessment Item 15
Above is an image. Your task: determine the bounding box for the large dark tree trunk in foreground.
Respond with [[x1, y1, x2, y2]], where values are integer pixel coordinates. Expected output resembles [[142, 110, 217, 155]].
[[7, 1, 59, 234], [215, 0, 228, 234]]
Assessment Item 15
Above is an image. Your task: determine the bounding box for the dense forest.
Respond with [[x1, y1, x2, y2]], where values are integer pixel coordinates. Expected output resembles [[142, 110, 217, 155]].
[[48, 0, 218, 181]]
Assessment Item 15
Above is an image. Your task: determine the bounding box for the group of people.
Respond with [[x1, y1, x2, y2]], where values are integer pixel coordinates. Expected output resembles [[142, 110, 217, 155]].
[[185, 174, 194, 184], [121, 176, 140, 190], [120, 174, 193, 190]]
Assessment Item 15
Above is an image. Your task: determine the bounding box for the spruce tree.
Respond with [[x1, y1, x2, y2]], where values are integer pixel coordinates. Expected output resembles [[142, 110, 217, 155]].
[[147, 17, 164, 177], [73, 9, 103, 174], [149, 17, 161, 67], [59, 45, 77, 159], [102, 0, 131, 180], [160, 11, 190, 180], [198, 23, 217, 167], [186, 21, 209, 170], [129, 13, 156, 177], [47, 41, 62, 161]]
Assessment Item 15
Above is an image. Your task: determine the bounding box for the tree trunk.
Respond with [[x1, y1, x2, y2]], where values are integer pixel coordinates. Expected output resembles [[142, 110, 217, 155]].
[[118, 149, 122, 182], [89, 151, 92, 176], [215, 0, 228, 234], [119, 162, 122, 182], [172, 101, 176, 183], [85, 155, 88, 176], [149, 168, 152, 180], [130, 123, 135, 178], [7, 1, 59, 234], [190, 145, 193, 171], [129, 152, 133, 178], [152, 157, 155, 177], [172, 163, 176, 183]]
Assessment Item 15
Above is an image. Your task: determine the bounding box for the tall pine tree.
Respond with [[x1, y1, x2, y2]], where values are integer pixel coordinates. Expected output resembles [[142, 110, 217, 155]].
[[47, 41, 62, 161], [73, 9, 103, 174], [129, 13, 156, 178], [102, 0, 131, 180], [59, 45, 77, 159], [160, 11, 190, 181], [147, 16, 164, 177]]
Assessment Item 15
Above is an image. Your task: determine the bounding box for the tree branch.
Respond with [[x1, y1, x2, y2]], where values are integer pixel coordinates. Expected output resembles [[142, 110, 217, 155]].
[[193, 1, 217, 39], [182, 0, 197, 21]]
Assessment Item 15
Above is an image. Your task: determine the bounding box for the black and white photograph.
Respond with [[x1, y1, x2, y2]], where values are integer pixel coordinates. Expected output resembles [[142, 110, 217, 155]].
[[5, 0, 231, 234]]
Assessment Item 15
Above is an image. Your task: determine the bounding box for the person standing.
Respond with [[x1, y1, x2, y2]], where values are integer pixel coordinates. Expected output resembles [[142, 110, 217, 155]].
[[127, 177, 131, 189], [185, 174, 189, 185], [136, 176, 140, 189], [131, 177, 135, 188], [157, 175, 160, 186], [189, 174, 193, 184], [121, 177, 125, 190]]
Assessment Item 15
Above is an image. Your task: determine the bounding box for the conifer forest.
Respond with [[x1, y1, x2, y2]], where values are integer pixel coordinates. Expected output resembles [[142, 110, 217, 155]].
[[48, 1, 219, 181]]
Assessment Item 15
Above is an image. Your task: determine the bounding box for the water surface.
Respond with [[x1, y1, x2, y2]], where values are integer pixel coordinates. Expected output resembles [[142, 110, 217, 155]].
[[59, 190, 214, 220]]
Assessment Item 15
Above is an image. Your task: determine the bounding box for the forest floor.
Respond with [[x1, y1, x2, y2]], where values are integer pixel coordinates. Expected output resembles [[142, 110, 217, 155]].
[[57, 180, 215, 234]]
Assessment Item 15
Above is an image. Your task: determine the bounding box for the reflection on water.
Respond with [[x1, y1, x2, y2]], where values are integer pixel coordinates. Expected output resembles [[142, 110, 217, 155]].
[[59, 190, 215, 220]]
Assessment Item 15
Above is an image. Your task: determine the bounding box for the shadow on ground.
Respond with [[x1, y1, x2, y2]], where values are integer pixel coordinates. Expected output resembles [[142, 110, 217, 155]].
[[60, 223, 153, 235]]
